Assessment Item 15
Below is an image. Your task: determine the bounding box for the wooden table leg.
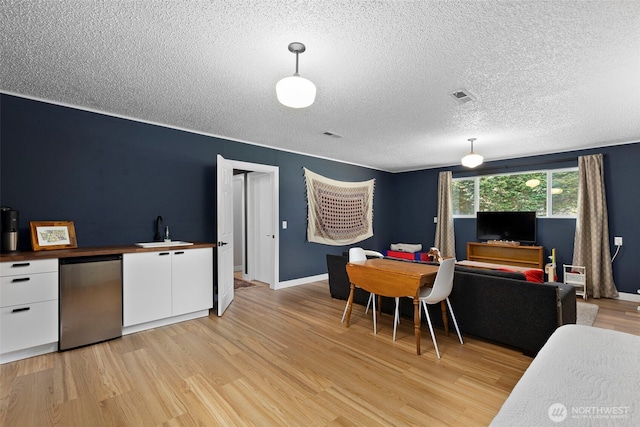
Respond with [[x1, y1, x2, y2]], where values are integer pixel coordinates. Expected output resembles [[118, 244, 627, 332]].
[[414, 297, 421, 355], [345, 284, 355, 327], [440, 300, 449, 336]]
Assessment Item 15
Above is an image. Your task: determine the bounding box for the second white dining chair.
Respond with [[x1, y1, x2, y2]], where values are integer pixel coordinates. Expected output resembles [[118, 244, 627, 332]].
[[393, 257, 463, 358]]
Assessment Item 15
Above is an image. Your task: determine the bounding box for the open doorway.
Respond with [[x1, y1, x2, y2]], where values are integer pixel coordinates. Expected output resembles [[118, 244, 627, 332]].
[[232, 171, 274, 289], [217, 156, 279, 316], [228, 160, 279, 290], [232, 173, 246, 277]]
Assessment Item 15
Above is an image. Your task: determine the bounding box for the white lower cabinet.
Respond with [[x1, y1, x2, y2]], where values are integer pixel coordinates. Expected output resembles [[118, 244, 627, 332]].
[[172, 248, 214, 316], [0, 300, 58, 354], [123, 251, 172, 327], [123, 248, 213, 328], [0, 259, 59, 363]]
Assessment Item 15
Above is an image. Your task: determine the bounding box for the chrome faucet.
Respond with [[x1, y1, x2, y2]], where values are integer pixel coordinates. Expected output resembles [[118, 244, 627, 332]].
[[154, 216, 164, 241]]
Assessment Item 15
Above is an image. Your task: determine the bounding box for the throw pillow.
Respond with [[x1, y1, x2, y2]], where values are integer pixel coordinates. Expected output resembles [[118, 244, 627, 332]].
[[523, 269, 544, 283]]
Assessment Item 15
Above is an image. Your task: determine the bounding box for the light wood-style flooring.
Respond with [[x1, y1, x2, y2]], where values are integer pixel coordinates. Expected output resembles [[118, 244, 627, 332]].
[[1, 281, 638, 426], [587, 295, 640, 335]]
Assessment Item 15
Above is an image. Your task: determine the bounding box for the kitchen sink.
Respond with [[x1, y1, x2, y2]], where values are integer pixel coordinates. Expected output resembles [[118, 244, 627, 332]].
[[135, 241, 194, 248]]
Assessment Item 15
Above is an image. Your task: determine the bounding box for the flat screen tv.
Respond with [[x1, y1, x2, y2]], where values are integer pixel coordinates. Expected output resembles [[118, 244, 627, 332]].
[[476, 211, 537, 244]]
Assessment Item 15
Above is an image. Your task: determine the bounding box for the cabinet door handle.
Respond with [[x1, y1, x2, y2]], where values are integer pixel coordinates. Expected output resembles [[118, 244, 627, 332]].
[[11, 277, 31, 283], [12, 307, 30, 313], [12, 262, 30, 268], [174, 251, 184, 255], [159, 252, 170, 256]]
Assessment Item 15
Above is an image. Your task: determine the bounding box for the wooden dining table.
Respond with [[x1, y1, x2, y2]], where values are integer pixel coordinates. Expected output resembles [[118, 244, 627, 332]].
[[344, 258, 443, 355]]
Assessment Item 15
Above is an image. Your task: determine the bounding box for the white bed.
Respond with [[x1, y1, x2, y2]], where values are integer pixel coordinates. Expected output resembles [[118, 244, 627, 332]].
[[491, 324, 639, 426]]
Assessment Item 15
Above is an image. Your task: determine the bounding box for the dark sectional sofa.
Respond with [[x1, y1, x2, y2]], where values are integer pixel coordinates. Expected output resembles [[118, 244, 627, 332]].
[[326, 253, 576, 355]]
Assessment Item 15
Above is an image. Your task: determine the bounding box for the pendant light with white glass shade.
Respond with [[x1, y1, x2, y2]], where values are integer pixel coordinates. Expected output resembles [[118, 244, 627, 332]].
[[461, 137, 483, 168], [276, 42, 316, 108]]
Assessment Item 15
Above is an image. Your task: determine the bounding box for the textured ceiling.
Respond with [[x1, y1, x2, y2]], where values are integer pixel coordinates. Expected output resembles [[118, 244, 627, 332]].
[[2, 0, 639, 172]]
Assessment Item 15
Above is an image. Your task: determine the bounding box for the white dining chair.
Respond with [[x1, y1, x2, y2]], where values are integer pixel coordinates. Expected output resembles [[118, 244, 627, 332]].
[[341, 248, 384, 334], [393, 258, 463, 358]]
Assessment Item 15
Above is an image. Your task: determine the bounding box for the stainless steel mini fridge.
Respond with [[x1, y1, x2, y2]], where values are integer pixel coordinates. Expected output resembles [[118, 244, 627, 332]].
[[59, 255, 123, 351]]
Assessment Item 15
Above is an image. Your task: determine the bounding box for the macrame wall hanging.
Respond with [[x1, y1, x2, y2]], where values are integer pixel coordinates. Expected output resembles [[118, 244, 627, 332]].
[[304, 168, 375, 246]]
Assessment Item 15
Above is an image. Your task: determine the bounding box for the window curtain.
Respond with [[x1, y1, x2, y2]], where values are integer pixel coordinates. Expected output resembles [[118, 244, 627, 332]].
[[434, 171, 456, 258], [572, 154, 618, 298]]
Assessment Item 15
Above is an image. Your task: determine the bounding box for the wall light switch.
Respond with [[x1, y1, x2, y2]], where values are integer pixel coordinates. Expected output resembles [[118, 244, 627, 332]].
[[614, 236, 623, 246], [433, 217, 438, 224], [282, 220, 287, 230]]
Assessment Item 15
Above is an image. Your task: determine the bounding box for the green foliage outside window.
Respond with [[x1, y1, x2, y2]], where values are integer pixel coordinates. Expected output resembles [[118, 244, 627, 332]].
[[452, 169, 578, 217], [452, 179, 475, 215], [479, 172, 546, 215], [551, 171, 578, 215]]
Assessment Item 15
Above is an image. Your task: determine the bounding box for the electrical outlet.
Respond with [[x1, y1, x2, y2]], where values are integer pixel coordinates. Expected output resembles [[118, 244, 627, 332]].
[[614, 236, 623, 246], [433, 217, 438, 224]]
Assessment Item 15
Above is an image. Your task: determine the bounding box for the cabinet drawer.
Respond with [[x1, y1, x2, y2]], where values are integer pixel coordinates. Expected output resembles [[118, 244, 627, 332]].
[[0, 259, 58, 276], [0, 272, 59, 307], [0, 300, 58, 354]]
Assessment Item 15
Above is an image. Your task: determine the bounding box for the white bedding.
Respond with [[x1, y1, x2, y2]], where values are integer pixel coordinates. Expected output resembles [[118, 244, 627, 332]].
[[491, 324, 639, 426]]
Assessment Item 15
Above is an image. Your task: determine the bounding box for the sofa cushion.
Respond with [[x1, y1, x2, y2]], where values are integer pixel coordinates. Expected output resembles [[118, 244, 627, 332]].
[[454, 265, 527, 281], [496, 267, 544, 283]]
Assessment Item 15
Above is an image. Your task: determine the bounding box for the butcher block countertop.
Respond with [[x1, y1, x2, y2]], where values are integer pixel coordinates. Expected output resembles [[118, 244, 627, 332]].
[[0, 242, 216, 262]]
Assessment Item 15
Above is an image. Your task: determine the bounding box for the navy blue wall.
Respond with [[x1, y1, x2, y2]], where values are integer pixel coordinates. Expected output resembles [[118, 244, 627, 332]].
[[392, 144, 640, 294], [0, 94, 393, 281], [1, 94, 637, 294]]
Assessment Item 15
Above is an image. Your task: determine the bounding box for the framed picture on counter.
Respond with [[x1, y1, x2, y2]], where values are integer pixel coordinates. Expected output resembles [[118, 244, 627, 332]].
[[30, 221, 78, 251]]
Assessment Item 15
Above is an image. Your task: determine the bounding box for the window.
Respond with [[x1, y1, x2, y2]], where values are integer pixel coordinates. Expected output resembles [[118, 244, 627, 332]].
[[550, 170, 579, 216], [452, 178, 475, 216], [452, 168, 578, 217]]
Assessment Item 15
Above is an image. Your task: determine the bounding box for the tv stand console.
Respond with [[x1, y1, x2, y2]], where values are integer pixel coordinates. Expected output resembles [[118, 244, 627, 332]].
[[467, 242, 544, 269]]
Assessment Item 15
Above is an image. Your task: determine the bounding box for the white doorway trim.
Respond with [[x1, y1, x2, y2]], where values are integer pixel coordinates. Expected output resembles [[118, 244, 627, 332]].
[[228, 159, 279, 290]]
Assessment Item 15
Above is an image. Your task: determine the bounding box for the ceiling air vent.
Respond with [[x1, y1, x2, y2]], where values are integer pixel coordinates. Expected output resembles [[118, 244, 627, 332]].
[[322, 131, 343, 139], [450, 89, 476, 104]]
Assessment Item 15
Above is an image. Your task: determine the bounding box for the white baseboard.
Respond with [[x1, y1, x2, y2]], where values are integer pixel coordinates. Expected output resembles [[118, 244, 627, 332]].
[[276, 273, 328, 290], [615, 291, 640, 303], [123, 310, 210, 335], [0, 342, 58, 365]]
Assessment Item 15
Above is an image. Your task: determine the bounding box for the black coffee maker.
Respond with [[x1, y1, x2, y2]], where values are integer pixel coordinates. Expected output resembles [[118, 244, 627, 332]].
[[1, 207, 19, 253]]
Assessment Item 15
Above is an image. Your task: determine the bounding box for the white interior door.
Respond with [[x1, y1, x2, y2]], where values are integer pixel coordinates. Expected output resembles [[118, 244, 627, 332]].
[[217, 155, 234, 316]]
